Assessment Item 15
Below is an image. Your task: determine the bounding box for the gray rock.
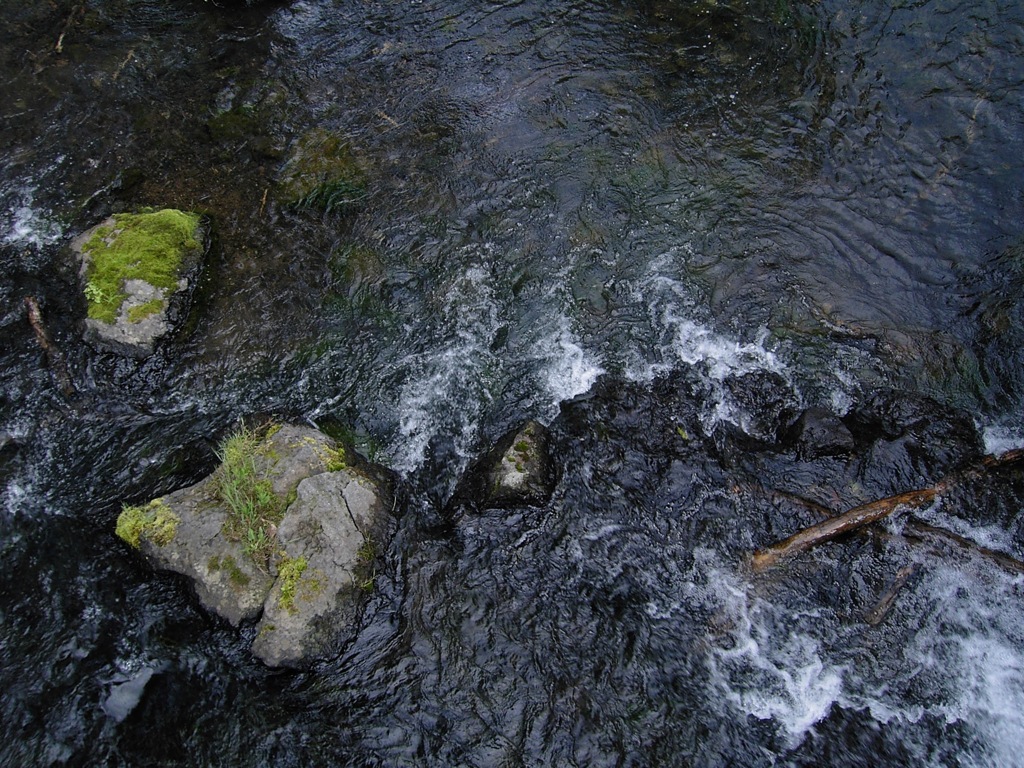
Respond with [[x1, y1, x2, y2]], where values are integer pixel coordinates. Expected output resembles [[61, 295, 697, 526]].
[[251, 469, 388, 667], [136, 483, 273, 626], [119, 423, 392, 667]]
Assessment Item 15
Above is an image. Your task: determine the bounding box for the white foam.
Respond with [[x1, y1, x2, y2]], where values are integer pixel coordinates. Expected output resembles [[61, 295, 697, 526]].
[[617, 255, 799, 436], [983, 424, 1024, 456], [3, 183, 64, 247], [917, 505, 1022, 559], [704, 570, 844, 747], [532, 313, 604, 419], [388, 265, 500, 473], [955, 635, 1024, 766], [619, 253, 783, 382], [848, 566, 1024, 767], [695, 554, 1024, 762]]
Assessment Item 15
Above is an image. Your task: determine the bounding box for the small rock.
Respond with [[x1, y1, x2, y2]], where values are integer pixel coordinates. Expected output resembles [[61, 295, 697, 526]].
[[789, 407, 856, 459], [722, 370, 800, 444], [73, 209, 208, 358], [455, 420, 557, 510]]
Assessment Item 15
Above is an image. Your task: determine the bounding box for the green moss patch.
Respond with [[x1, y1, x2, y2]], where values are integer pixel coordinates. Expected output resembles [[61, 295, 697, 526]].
[[278, 129, 367, 214], [81, 209, 202, 324], [116, 499, 180, 548], [126, 298, 166, 323], [208, 554, 251, 587], [207, 105, 258, 142], [277, 555, 324, 613]]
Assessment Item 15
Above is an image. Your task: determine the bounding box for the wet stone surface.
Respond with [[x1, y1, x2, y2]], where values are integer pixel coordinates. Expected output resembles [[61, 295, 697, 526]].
[[452, 419, 557, 511]]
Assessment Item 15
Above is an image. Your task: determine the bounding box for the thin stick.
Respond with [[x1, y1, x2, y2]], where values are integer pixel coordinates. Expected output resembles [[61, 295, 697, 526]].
[[865, 564, 920, 626], [24, 296, 75, 396], [55, 4, 85, 55], [25, 296, 53, 351], [905, 519, 1024, 576]]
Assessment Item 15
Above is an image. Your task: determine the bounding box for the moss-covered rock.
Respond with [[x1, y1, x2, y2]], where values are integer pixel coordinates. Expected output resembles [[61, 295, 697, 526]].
[[118, 423, 394, 668], [277, 129, 367, 214], [73, 208, 208, 357]]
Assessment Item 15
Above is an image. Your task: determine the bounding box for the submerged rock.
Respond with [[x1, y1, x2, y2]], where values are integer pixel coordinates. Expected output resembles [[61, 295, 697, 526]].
[[454, 420, 557, 510], [787, 406, 856, 459], [277, 128, 367, 214], [722, 370, 800, 444], [72, 208, 208, 358], [116, 423, 393, 668]]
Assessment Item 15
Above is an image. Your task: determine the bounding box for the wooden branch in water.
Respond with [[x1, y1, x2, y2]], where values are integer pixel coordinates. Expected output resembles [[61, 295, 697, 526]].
[[55, 4, 85, 54], [752, 449, 1024, 572], [751, 488, 939, 571], [864, 564, 920, 626], [905, 518, 1024, 576], [24, 296, 75, 397], [25, 296, 53, 350]]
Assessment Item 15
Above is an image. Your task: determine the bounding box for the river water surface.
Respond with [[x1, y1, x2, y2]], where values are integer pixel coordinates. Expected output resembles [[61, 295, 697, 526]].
[[2, 0, 1024, 765]]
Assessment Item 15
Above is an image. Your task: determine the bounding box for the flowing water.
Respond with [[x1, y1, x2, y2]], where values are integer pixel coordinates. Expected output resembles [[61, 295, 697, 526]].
[[2, 0, 1024, 764]]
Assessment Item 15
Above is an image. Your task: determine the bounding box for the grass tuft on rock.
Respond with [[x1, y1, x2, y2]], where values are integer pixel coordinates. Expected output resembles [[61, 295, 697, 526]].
[[215, 424, 286, 568]]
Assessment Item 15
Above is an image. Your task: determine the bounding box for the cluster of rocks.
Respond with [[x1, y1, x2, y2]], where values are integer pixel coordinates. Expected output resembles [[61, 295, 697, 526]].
[[78, 143, 998, 673], [78, 131, 563, 667], [117, 416, 559, 667]]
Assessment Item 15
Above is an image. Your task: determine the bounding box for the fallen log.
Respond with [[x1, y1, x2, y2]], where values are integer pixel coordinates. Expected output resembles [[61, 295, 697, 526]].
[[751, 449, 1024, 572], [751, 488, 939, 571]]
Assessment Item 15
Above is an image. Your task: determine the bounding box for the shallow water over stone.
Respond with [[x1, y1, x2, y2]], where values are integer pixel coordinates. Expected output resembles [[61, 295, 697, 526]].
[[2, 0, 1024, 764]]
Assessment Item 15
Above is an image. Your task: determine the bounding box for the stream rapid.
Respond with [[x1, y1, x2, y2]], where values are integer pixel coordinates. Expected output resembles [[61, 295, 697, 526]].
[[2, 0, 1024, 764]]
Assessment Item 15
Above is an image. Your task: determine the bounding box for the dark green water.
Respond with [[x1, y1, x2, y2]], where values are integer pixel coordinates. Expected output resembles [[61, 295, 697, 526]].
[[2, 0, 1024, 764]]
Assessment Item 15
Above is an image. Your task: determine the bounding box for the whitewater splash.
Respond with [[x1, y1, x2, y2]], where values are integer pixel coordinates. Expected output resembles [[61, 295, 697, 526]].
[[699, 556, 846, 748], [692, 547, 1024, 765], [2, 174, 64, 248], [983, 424, 1024, 455], [532, 312, 604, 420], [383, 254, 604, 475], [390, 264, 501, 474]]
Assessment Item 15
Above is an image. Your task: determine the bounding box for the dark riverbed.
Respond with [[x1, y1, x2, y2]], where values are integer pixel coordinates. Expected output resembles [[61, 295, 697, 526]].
[[2, 0, 1024, 764]]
